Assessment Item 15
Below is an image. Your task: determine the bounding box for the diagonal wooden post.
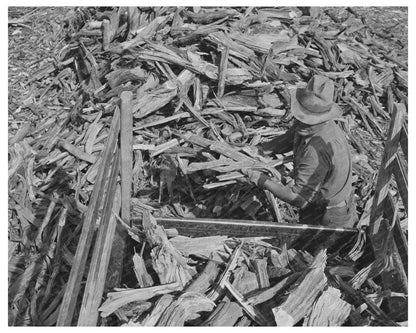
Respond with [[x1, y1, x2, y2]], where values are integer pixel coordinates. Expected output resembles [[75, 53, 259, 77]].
[[57, 108, 120, 326]]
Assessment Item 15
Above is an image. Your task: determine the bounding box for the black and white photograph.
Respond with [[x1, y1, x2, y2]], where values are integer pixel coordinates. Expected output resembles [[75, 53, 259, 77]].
[[7, 3, 409, 327]]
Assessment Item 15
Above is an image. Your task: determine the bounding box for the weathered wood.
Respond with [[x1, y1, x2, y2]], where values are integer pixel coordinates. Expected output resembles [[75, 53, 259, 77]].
[[245, 272, 301, 306], [399, 122, 408, 160], [202, 299, 243, 326], [303, 287, 353, 326], [98, 281, 182, 318], [156, 292, 216, 326], [185, 257, 221, 294], [207, 243, 242, 302], [120, 91, 133, 225], [170, 235, 228, 258], [272, 249, 327, 326], [77, 156, 121, 326], [223, 279, 270, 326], [369, 103, 405, 239], [141, 294, 174, 326], [251, 258, 270, 289], [132, 252, 154, 288], [217, 46, 229, 98], [392, 153, 408, 213], [56, 107, 120, 326], [142, 210, 195, 287]]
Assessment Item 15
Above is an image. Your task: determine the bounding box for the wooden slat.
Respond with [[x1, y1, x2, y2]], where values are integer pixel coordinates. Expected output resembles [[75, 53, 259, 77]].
[[77, 157, 121, 326], [369, 103, 405, 242], [56, 107, 120, 326], [120, 91, 133, 225], [392, 153, 408, 213]]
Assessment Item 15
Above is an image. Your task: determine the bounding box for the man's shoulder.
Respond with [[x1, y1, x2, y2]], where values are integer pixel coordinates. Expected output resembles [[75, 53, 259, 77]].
[[312, 121, 343, 142]]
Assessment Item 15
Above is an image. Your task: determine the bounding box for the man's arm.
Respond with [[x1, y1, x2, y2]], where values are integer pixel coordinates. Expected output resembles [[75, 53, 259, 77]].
[[245, 140, 330, 208], [259, 127, 294, 156]]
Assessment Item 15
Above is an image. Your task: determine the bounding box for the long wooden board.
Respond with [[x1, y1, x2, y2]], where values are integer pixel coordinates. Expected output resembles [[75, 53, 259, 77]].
[[56, 107, 120, 326]]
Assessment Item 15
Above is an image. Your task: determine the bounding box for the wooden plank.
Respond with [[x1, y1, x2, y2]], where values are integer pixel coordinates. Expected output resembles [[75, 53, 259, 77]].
[[392, 153, 408, 213], [56, 107, 120, 326], [120, 91, 133, 225], [77, 158, 121, 326], [369, 103, 405, 240], [155, 216, 358, 239]]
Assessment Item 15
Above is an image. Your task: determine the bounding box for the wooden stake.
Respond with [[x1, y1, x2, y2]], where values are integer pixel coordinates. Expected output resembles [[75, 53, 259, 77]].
[[120, 91, 133, 225]]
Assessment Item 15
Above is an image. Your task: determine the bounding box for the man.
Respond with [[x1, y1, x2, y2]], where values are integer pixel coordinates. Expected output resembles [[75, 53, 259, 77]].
[[244, 75, 356, 227]]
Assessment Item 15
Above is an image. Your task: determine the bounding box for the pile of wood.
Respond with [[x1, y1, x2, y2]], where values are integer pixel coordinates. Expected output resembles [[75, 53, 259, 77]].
[[8, 6, 408, 326], [94, 210, 396, 327]]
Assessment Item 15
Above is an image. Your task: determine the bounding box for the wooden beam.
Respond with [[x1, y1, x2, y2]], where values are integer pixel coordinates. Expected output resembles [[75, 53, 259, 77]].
[[56, 107, 120, 326]]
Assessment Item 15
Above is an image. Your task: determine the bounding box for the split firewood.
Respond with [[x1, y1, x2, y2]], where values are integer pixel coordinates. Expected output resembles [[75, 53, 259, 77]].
[[202, 299, 243, 326], [303, 287, 353, 326], [185, 256, 221, 294], [98, 281, 182, 318], [156, 292, 216, 326], [142, 210, 196, 286], [272, 249, 328, 326]]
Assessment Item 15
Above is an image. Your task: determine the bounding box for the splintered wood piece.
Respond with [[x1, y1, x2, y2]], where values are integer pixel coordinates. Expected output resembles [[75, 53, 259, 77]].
[[303, 287, 353, 326], [120, 91, 133, 225], [232, 265, 260, 296], [132, 252, 154, 288], [141, 294, 175, 326], [272, 249, 327, 326], [252, 258, 270, 289], [57, 107, 120, 326], [98, 281, 182, 318], [156, 292, 216, 326], [245, 272, 302, 306], [207, 243, 242, 302], [185, 257, 221, 294], [142, 210, 195, 287], [202, 299, 243, 326], [170, 235, 228, 258], [59, 140, 96, 164], [223, 280, 270, 326], [217, 46, 229, 98]]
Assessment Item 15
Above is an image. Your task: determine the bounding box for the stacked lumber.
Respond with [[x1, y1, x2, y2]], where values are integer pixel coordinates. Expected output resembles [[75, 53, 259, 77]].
[[8, 6, 407, 326]]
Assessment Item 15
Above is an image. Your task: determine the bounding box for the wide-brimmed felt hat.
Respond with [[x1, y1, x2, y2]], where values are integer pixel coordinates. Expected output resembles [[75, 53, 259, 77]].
[[290, 75, 342, 125]]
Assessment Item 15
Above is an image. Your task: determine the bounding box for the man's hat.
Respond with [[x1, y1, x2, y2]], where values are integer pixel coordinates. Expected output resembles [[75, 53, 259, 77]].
[[290, 75, 342, 125]]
